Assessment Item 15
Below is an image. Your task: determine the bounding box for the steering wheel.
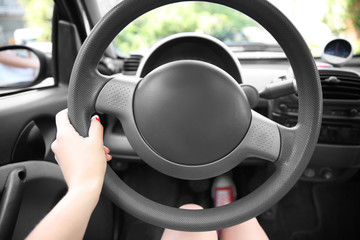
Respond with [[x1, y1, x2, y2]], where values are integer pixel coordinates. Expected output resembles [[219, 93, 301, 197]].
[[68, 0, 322, 231]]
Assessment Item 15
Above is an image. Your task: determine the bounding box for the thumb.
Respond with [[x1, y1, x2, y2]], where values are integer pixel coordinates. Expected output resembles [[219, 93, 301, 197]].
[[88, 115, 104, 141]]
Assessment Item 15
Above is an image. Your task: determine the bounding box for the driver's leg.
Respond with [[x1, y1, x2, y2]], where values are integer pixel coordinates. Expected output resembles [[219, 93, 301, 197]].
[[211, 175, 268, 240], [221, 218, 269, 240], [160, 204, 217, 240]]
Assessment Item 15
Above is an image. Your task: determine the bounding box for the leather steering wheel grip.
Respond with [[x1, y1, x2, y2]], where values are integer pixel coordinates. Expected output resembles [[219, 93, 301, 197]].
[[67, 0, 322, 231]]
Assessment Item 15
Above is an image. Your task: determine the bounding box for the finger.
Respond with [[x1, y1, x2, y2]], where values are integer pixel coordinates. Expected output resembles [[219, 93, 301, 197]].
[[106, 154, 112, 162], [51, 140, 57, 153], [88, 115, 103, 140], [52, 153, 59, 165], [55, 109, 76, 133], [104, 146, 110, 154]]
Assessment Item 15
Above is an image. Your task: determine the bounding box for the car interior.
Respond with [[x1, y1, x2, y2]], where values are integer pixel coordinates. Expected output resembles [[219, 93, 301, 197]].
[[0, 0, 360, 239]]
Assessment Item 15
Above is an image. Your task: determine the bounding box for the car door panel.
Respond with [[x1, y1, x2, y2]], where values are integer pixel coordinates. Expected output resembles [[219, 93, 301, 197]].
[[0, 86, 67, 165]]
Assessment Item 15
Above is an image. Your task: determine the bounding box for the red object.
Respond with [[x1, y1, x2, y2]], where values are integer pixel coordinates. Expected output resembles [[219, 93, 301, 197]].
[[214, 186, 234, 207], [214, 186, 235, 235]]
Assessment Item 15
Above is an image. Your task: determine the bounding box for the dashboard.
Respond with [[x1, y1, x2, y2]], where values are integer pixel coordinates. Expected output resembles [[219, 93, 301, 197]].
[[105, 33, 360, 182]]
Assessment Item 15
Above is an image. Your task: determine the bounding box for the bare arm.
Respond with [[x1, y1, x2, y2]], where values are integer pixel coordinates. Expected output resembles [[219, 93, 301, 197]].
[[0, 51, 39, 69], [26, 187, 101, 240], [26, 109, 111, 240]]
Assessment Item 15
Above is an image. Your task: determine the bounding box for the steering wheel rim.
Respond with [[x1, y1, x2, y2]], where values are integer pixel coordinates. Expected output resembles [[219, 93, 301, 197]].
[[68, 0, 322, 231]]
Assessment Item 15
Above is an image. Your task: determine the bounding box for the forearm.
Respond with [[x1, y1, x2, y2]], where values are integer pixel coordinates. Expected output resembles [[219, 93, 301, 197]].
[[26, 186, 101, 240], [27, 110, 110, 240], [0, 52, 39, 69]]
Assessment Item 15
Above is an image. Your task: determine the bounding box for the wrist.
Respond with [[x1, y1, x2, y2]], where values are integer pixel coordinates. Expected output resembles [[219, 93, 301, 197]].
[[67, 181, 103, 208]]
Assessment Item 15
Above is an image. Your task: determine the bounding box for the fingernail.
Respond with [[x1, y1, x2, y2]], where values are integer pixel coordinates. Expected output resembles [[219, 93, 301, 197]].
[[92, 115, 101, 123]]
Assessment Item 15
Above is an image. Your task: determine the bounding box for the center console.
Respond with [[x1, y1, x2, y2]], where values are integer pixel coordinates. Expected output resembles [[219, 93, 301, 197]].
[[271, 68, 360, 181]]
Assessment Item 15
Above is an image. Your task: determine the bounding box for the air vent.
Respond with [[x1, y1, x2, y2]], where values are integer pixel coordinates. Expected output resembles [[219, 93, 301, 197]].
[[123, 54, 142, 75], [319, 70, 360, 100]]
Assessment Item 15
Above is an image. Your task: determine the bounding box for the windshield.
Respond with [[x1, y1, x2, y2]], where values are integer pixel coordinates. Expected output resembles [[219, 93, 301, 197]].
[[96, 0, 360, 58]]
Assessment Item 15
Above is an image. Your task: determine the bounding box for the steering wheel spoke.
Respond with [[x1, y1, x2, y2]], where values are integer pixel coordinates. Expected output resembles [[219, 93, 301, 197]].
[[95, 75, 140, 120], [240, 111, 281, 162]]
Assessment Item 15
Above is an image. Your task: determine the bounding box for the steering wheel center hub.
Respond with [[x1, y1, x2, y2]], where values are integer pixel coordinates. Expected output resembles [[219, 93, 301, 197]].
[[134, 60, 251, 165]]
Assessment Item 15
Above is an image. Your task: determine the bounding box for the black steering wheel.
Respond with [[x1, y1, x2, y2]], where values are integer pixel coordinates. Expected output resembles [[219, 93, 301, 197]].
[[68, 0, 322, 231]]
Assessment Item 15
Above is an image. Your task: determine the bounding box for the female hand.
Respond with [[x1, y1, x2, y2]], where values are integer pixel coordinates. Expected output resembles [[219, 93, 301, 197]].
[[27, 110, 112, 240], [51, 109, 112, 197]]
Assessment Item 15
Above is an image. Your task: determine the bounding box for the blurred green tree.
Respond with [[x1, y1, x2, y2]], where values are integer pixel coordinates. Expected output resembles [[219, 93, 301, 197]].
[[323, 0, 360, 52], [114, 2, 256, 54], [323, 0, 347, 35], [18, 0, 53, 41], [347, 0, 360, 36]]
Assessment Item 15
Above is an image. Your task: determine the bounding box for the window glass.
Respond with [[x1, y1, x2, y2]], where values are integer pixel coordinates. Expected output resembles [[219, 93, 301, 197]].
[[96, 0, 360, 58], [0, 0, 53, 53]]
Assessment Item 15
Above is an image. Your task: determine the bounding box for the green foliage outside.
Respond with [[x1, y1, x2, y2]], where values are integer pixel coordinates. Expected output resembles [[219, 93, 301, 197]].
[[113, 3, 257, 54], [18, 0, 53, 42], [323, 0, 347, 35], [324, 0, 360, 53], [347, 0, 360, 52], [17, 0, 360, 55], [347, 0, 360, 35]]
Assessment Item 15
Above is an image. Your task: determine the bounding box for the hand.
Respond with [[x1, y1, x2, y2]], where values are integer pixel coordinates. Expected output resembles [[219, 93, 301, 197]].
[[26, 110, 112, 240], [51, 109, 112, 197]]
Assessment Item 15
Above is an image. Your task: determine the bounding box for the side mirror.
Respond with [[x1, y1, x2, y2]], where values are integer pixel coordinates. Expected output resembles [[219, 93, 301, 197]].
[[0, 45, 51, 89]]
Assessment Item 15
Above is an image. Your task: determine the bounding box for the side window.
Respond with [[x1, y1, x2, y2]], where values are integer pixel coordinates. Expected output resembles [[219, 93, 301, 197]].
[[0, 0, 53, 52], [0, 0, 54, 90]]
